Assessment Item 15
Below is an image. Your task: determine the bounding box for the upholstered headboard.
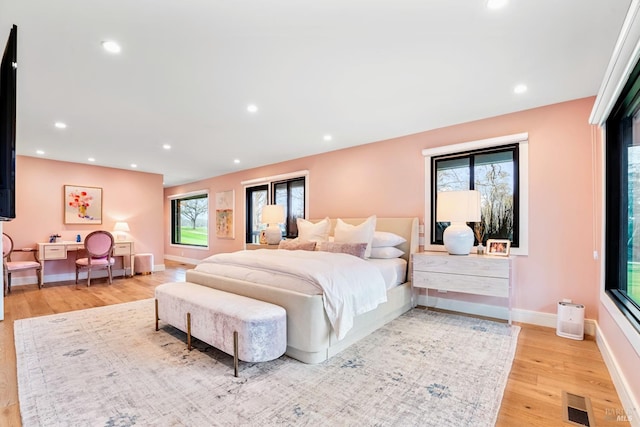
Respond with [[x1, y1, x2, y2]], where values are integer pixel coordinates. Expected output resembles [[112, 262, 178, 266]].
[[309, 217, 419, 264]]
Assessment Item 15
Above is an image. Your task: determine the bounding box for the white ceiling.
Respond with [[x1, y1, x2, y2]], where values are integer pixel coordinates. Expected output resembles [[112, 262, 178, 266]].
[[0, 0, 631, 187]]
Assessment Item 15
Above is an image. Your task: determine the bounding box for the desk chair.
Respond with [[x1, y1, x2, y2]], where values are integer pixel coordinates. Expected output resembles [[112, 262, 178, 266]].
[[2, 233, 43, 295], [75, 230, 115, 287]]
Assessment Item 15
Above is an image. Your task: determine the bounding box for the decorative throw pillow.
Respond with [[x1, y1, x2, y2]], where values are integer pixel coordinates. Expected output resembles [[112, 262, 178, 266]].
[[372, 231, 406, 248], [334, 215, 376, 258], [278, 239, 317, 251], [297, 217, 331, 242], [318, 242, 368, 259], [370, 246, 404, 259]]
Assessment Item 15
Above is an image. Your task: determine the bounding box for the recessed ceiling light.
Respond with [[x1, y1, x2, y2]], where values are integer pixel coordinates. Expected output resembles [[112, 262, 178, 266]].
[[36, 150, 44, 155], [54, 122, 67, 129], [101, 40, 121, 54], [323, 134, 333, 141], [247, 104, 258, 113], [234, 159, 240, 164], [88, 157, 95, 162], [486, 0, 508, 10], [162, 144, 171, 150], [513, 84, 528, 94], [130, 163, 137, 168]]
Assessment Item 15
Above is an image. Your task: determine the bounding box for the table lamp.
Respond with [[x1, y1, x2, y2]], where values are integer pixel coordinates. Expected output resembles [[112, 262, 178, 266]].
[[113, 221, 130, 241], [436, 190, 481, 255], [261, 205, 285, 244]]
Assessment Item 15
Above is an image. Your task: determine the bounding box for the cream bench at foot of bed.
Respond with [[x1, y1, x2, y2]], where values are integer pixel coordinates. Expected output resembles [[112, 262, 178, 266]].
[[154, 281, 287, 377]]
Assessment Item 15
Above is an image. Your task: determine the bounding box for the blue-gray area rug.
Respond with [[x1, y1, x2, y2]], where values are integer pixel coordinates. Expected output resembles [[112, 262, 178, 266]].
[[15, 299, 519, 426]]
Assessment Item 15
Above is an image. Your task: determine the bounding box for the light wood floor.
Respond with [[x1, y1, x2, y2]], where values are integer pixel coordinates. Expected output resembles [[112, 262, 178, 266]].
[[0, 261, 630, 426]]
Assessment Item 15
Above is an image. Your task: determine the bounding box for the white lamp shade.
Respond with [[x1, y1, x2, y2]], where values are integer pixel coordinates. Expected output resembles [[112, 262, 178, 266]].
[[261, 205, 285, 244], [437, 190, 481, 255], [113, 221, 130, 232], [436, 190, 481, 223], [261, 205, 285, 225]]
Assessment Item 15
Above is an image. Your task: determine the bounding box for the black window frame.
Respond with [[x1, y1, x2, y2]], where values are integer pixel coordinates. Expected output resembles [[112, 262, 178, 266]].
[[244, 175, 307, 244], [430, 144, 520, 247], [604, 57, 640, 332], [272, 177, 305, 239], [170, 192, 209, 247], [245, 184, 268, 244]]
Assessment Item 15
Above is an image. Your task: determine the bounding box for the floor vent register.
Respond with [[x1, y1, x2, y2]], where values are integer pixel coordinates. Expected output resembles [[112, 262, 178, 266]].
[[562, 391, 595, 426]]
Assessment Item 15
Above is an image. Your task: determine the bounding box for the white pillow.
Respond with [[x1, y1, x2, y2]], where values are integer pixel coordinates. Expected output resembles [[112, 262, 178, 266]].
[[334, 215, 376, 258], [297, 217, 330, 242], [372, 231, 407, 248], [370, 246, 404, 259]]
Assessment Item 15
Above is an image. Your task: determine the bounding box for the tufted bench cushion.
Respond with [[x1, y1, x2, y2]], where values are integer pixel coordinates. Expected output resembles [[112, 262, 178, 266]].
[[154, 282, 287, 367]]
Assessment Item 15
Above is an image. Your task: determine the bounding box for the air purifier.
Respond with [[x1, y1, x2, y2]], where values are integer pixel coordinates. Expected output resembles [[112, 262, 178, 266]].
[[556, 302, 585, 340]]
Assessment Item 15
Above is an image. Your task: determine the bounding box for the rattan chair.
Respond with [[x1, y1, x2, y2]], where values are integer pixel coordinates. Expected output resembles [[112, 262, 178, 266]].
[[2, 233, 43, 295], [75, 230, 115, 287]]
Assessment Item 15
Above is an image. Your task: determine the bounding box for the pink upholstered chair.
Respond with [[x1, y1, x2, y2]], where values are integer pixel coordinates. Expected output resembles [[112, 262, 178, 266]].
[[2, 233, 43, 295], [75, 230, 115, 287]]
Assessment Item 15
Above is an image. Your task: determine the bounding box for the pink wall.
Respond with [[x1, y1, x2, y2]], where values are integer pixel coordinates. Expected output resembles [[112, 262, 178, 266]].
[[599, 305, 640, 409], [5, 96, 635, 404], [164, 97, 599, 318], [4, 156, 164, 280], [167, 95, 640, 405]]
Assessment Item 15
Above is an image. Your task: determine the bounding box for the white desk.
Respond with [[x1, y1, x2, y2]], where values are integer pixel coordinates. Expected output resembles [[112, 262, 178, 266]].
[[37, 240, 134, 283]]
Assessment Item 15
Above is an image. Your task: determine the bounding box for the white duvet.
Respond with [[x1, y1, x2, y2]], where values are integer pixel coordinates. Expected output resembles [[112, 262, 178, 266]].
[[196, 249, 388, 340]]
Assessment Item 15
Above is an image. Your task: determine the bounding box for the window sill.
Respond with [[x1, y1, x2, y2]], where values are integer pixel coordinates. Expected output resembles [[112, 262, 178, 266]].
[[169, 244, 210, 250], [601, 290, 640, 357]]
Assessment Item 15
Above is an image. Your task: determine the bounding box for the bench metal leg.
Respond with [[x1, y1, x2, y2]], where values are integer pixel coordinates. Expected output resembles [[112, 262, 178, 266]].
[[187, 312, 192, 351], [234, 331, 239, 377], [155, 299, 159, 331]]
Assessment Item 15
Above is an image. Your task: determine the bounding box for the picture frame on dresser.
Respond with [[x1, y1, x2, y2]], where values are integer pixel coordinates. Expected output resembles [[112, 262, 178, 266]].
[[486, 239, 510, 256]]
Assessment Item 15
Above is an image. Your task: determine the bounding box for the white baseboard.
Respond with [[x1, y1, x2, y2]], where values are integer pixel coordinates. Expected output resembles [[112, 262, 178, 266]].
[[595, 323, 640, 426], [164, 254, 200, 265], [416, 294, 597, 335], [10, 270, 122, 287], [9, 264, 167, 288]]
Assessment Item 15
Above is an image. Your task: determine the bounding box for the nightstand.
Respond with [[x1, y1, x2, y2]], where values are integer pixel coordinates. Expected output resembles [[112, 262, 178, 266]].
[[412, 251, 512, 324], [245, 244, 280, 250]]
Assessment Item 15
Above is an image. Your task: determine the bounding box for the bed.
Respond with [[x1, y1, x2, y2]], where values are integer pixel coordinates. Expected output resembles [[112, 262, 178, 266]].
[[185, 217, 419, 364]]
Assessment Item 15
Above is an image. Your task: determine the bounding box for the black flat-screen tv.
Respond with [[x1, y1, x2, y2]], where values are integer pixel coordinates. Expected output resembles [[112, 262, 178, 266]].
[[0, 25, 17, 221]]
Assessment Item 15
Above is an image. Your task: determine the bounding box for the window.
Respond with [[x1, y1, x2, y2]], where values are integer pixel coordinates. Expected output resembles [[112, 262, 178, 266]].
[[432, 145, 519, 246], [604, 58, 640, 331], [170, 192, 208, 247], [243, 171, 308, 244], [423, 134, 529, 255], [273, 177, 305, 238], [245, 185, 268, 244]]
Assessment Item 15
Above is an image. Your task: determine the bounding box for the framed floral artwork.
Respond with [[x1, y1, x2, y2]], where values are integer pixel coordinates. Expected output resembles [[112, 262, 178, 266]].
[[215, 190, 234, 239], [64, 185, 102, 224]]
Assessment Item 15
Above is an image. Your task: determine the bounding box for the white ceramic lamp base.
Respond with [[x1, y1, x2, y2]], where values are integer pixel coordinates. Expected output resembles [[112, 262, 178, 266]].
[[443, 222, 474, 255], [264, 225, 282, 245]]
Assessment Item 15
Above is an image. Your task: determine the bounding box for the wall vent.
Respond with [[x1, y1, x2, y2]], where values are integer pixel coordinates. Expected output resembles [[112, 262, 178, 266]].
[[562, 391, 595, 426]]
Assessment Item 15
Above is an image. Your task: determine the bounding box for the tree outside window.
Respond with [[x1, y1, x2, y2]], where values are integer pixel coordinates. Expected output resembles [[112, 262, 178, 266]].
[[171, 193, 208, 247], [245, 176, 306, 244], [433, 146, 518, 246], [246, 185, 268, 244]]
